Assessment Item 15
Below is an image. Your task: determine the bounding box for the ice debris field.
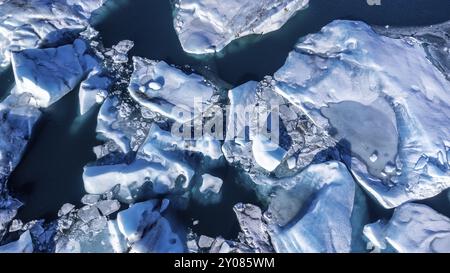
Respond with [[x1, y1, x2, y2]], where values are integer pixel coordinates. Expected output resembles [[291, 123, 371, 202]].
[[0, 0, 449, 253]]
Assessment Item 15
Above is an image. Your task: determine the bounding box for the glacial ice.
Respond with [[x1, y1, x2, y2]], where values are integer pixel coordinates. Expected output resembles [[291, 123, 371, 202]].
[[79, 69, 111, 115], [267, 162, 355, 253], [233, 203, 273, 253], [172, 0, 309, 54], [199, 174, 223, 194], [128, 57, 217, 123], [117, 200, 184, 253], [11, 39, 98, 107], [222, 79, 333, 174], [84, 123, 196, 201], [0, 230, 33, 253], [0, 0, 106, 67], [363, 203, 450, 253], [272, 20, 450, 208]]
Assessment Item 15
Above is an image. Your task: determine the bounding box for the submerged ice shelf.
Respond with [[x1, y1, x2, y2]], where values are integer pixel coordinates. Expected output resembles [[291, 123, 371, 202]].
[[1, 0, 450, 254]]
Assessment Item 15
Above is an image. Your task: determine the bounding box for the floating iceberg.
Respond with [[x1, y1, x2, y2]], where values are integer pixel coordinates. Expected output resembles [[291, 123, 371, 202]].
[[11, 39, 98, 107], [222, 78, 333, 175], [0, 0, 106, 67], [128, 57, 217, 123], [272, 20, 450, 208], [267, 161, 355, 253], [117, 200, 184, 253], [0, 230, 33, 253], [79, 69, 111, 115], [173, 0, 309, 54], [364, 203, 450, 253]]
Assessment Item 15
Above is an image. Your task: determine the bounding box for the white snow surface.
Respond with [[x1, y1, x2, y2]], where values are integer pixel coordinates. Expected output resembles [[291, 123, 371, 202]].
[[363, 203, 450, 253], [128, 57, 216, 123], [173, 0, 309, 54], [272, 20, 450, 208], [0, 0, 106, 67], [268, 161, 355, 253]]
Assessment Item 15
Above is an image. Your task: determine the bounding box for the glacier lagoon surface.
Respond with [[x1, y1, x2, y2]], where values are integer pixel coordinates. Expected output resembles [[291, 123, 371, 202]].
[[0, 0, 449, 253]]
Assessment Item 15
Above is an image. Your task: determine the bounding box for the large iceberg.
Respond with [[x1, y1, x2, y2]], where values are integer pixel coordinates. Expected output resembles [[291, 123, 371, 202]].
[[0, 0, 106, 67], [271, 20, 450, 208], [172, 0, 309, 54], [128, 57, 217, 123], [266, 161, 356, 253], [222, 78, 333, 175], [11, 39, 98, 107], [363, 203, 450, 253]]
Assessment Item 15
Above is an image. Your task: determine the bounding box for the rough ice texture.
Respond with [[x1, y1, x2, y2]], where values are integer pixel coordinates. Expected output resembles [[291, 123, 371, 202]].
[[173, 0, 309, 54], [0, 0, 106, 67], [79, 69, 111, 115], [128, 57, 216, 123], [233, 203, 273, 253], [200, 174, 223, 194], [363, 203, 450, 253], [84, 123, 197, 202], [222, 78, 333, 176], [272, 20, 450, 209], [117, 200, 184, 253], [0, 231, 33, 253], [11, 39, 98, 108], [267, 161, 355, 253]]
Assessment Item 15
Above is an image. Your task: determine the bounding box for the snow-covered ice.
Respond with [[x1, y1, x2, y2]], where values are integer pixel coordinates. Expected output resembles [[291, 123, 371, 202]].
[[128, 57, 217, 123], [199, 174, 223, 194], [0, 0, 106, 67], [79, 69, 111, 115], [364, 203, 450, 253], [267, 161, 356, 253], [11, 39, 98, 107], [173, 0, 309, 54], [0, 231, 33, 253], [272, 20, 450, 208]]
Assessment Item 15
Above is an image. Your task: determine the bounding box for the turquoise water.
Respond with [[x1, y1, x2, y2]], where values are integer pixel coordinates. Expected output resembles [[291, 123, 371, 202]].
[[6, 0, 450, 239]]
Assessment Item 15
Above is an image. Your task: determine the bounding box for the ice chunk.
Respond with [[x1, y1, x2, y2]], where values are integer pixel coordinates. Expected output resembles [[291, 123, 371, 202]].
[[272, 20, 450, 208], [222, 79, 333, 175], [363, 203, 450, 253], [79, 70, 111, 115], [81, 194, 101, 205], [95, 200, 121, 216], [11, 39, 97, 107], [252, 134, 287, 172], [117, 200, 160, 243], [58, 203, 75, 217], [77, 206, 101, 223], [0, 0, 107, 67], [128, 57, 216, 123], [198, 235, 214, 249], [116, 200, 183, 253], [0, 231, 33, 253], [173, 0, 309, 54], [234, 203, 273, 253], [267, 161, 355, 253], [200, 174, 223, 194]]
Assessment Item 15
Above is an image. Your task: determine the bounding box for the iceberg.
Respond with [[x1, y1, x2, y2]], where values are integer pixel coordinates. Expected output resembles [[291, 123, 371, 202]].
[[79, 69, 111, 115], [0, 230, 33, 253], [84, 123, 196, 201], [172, 0, 309, 54], [222, 78, 333, 175], [0, 0, 106, 67], [363, 203, 450, 253], [272, 20, 450, 208], [267, 161, 355, 253], [128, 57, 217, 123], [11, 39, 98, 107], [117, 200, 184, 253], [233, 203, 273, 253]]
